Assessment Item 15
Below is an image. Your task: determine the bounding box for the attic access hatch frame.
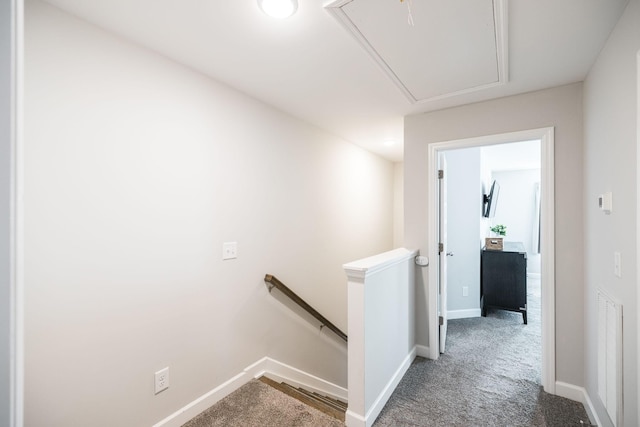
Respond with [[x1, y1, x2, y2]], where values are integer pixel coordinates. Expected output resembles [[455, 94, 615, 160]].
[[324, 0, 509, 104]]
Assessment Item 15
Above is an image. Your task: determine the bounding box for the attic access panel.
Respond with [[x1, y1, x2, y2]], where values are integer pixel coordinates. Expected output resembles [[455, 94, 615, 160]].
[[326, 0, 508, 103]]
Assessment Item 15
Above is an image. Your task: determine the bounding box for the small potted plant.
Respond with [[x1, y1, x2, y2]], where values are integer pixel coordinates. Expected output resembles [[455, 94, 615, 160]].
[[486, 224, 506, 250], [490, 224, 507, 237]]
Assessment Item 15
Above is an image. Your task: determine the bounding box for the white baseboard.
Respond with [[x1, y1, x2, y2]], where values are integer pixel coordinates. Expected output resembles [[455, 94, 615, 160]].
[[151, 369, 251, 427], [153, 357, 603, 427], [555, 381, 584, 402], [417, 343, 439, 361], [351, 347, 416, 427], [555, 381, 602, 426], [260, 357, 348, 401], [447, 309, 481, 320], [415, 344, 430, 358], [348, 343, 430, 426], [153, 357, 347, 427], [345, 409, 367, 426], [582, 389, 602, 427]]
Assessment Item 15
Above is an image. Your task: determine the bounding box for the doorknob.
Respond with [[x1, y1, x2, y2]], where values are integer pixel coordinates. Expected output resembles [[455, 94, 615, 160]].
[[446, 252, 454, 256]]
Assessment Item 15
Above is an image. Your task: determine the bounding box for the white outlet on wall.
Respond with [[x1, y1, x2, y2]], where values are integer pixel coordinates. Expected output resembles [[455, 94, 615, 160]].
[[614, 251, 621, 278], [155, 367, 169, 394], [462, 286, 469, 297], [223, 242, 238, 260]]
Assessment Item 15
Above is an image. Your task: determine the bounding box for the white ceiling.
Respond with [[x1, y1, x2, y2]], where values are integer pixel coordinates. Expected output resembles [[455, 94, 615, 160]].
[[41, 0, 629, 162], [330, 0, 506, 102]]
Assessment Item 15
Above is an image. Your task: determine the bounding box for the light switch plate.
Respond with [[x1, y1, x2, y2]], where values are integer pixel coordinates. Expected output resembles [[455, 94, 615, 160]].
[[599, 192, 613, 214]]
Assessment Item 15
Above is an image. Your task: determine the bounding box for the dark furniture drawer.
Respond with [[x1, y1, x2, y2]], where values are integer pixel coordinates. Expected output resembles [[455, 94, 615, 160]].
[[481, 242, 527, 324]]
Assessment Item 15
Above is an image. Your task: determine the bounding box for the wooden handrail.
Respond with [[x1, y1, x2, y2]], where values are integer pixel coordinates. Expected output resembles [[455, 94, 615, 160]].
[[264, 274, 348, 342]]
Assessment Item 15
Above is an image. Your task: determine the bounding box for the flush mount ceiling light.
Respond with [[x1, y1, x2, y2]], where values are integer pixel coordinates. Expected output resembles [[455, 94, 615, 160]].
[[258, 0, 298, 19]]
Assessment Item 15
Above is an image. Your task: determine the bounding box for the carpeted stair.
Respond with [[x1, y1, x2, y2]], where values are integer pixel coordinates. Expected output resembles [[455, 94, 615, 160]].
[[258, 376, 347, 422], [181, 378, 344, 427]]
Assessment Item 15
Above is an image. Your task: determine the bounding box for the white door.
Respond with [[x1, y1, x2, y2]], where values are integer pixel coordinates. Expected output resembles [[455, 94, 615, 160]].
[[438, 154, 449, 353]]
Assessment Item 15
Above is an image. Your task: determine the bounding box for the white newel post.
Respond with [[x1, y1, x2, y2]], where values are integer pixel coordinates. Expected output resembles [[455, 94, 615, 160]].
[[343, 248, 418, 427]]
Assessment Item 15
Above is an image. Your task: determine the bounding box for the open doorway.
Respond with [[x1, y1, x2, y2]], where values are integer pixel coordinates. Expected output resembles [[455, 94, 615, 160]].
[[444, 140, 541, 321], [427, 127, 556, 394], [440, 139, 542, 383]]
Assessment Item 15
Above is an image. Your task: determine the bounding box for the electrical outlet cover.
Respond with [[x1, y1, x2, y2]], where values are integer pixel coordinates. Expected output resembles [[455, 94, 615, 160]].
[[155, 367, 169, 394], [223, 242, 238, 260]]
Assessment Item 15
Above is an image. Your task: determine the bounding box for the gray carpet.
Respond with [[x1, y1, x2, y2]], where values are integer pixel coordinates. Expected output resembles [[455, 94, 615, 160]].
[[181, 379, 343, 427], [373, 278, 592, 426], [182, 278, 591, 427]]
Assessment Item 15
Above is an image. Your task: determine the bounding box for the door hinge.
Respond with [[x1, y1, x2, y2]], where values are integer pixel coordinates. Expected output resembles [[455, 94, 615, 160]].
[[438, 170, 444, 179], [439, 316, 444, 326], [438, 243, 444, 253]]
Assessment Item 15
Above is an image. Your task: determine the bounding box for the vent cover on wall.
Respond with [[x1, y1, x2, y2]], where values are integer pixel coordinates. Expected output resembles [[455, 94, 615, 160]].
[[597, 289, 623, 426]]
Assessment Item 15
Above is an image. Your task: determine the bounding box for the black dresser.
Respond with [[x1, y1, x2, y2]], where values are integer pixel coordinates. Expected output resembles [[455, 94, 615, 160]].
[[481, 242, 527, 324]]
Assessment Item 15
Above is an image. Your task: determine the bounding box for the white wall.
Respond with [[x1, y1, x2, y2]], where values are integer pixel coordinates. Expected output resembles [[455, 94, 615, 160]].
[[393, 162, 404, 248], [583, 0, 639, 425], [491, 169, 540, 255], [23, 1, 394, 426], [405, 83, 584, 387], [481, 140, 542, 275], [444, 148, 481, 314]]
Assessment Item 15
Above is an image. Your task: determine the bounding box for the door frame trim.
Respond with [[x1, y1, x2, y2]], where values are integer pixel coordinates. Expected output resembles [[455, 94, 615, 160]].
[[4, 1, 24, 425], [636, 50, 640, 424], [426, 127, 556, 394]]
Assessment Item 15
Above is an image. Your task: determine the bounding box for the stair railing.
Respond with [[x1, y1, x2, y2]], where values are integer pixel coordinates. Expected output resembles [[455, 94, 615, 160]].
[[264, 274, 348, 342]]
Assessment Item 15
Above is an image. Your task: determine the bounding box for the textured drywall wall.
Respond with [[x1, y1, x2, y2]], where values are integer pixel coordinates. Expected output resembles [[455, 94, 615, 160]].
[[23, 1, 394, 425], [405, 82, 584, 387], [583, 0, 639, 425]]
